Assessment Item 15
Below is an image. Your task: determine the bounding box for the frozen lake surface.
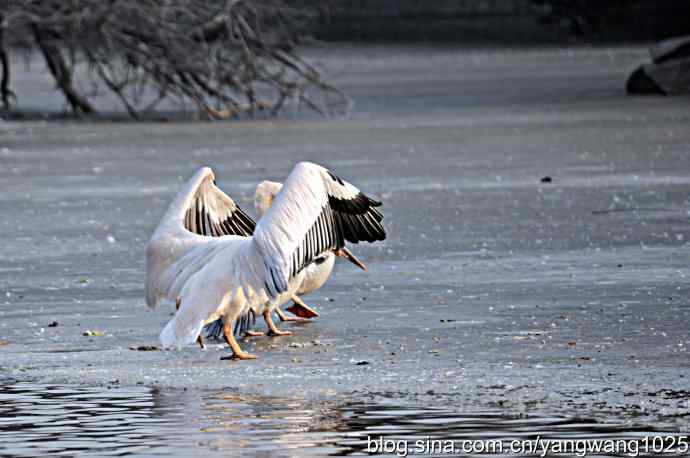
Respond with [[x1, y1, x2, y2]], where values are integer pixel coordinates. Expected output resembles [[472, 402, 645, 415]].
[[1, 44, 690, 455]]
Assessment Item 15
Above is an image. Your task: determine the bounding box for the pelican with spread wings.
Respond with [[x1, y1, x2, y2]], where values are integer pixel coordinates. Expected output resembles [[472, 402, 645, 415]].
[[146, 162, 386, 359]]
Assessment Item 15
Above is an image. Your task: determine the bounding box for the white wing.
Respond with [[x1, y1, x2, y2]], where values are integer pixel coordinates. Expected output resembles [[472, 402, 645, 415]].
[[145, 167, 256, 309], [252, 162, 386, 299]]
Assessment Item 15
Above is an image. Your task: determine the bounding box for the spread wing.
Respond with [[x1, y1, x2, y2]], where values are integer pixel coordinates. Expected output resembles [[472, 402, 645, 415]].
[[252, 162, 386, 298], [183, 172, 256, 237], [145, 167, 255, 309]]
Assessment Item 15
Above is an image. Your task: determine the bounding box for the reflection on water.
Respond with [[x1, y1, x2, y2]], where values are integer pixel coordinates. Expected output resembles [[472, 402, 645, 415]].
[[197, 394, 687, 457], [0, 383, 181, 457], [0, 383, 685, 457]]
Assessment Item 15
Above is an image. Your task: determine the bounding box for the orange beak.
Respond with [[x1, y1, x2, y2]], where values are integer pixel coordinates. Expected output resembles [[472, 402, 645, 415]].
[[335, 247, 367, 271]]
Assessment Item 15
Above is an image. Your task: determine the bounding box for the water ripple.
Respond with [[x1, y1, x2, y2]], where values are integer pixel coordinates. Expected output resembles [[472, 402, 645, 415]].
[[0, 383, 686, 457]]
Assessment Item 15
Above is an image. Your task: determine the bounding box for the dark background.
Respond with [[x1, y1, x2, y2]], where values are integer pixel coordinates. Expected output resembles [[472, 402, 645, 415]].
[[302, 0, 690, 43]]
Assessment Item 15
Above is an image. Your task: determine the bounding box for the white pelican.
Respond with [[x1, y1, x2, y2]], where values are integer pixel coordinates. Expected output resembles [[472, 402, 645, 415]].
[[146, 162, 385, 359]]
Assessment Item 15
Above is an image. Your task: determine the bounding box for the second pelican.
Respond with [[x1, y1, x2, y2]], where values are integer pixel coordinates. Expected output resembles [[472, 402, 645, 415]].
[[254, 180, 368, 322]]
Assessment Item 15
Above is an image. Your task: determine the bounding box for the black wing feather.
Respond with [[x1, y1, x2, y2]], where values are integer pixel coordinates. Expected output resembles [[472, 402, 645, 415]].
[[184, 196, 256, 238]]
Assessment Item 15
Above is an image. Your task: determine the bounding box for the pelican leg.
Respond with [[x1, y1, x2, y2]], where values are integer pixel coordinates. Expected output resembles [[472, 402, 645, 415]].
[[263, 309, 292, 336], [276, 307, 308, 322], [245, 330, 265, 337], [222, 320, 257, 360]]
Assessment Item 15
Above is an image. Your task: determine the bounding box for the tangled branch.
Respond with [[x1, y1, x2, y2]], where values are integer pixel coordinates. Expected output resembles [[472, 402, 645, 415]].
[[0, 0, 349, 118]]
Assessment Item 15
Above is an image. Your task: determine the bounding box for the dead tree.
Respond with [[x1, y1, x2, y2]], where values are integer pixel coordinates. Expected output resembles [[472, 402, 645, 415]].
[[0, 0, 348, 118], [0, 13, 15, 110]]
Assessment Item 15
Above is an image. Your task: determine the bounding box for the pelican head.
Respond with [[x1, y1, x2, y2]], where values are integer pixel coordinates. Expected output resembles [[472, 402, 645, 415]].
[[254, 180, 283, 217]]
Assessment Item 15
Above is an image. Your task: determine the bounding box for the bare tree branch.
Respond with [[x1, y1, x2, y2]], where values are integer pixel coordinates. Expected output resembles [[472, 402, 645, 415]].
[[0, 0, 346, 118]]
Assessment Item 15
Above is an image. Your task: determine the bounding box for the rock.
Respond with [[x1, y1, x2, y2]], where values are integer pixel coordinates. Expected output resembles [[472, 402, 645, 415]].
[[626, 66, 665, 95], [627, 35, 690, 95]]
